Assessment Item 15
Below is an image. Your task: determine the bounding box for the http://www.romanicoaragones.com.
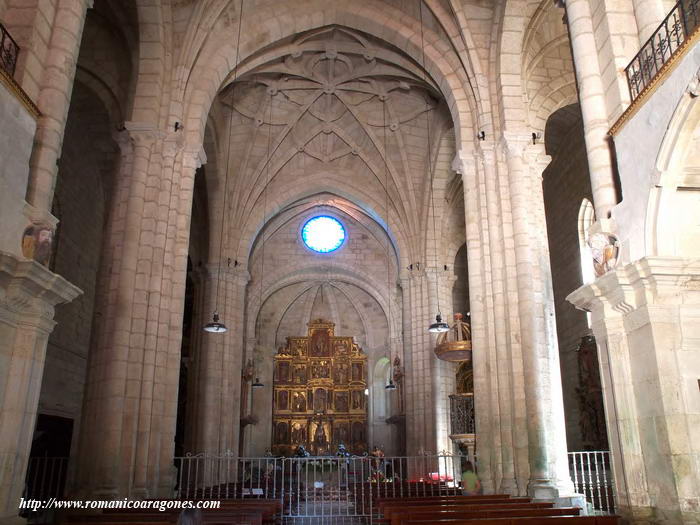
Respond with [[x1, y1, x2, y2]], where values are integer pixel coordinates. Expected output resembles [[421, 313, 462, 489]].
[[19, 498, 221, 512]]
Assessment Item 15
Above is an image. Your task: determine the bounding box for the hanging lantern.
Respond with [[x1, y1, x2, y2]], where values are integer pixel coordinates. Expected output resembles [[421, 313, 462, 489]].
[[434, 313, 472, 362]]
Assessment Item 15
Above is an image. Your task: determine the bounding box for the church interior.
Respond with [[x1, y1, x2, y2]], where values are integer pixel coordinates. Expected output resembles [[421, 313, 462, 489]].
[[0, 0, 699, 523]]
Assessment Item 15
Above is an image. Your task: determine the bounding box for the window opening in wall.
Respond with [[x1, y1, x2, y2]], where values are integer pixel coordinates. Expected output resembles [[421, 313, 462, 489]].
[[301, 216, 346, 253], [578, 199, 596, 327]]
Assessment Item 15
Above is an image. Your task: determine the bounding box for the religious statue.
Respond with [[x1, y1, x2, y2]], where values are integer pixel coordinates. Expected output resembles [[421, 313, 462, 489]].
[[293, 392, 306, 412], [314, 388, 327, 412], [293, 365, 306, 384], [351, 390, 363, 410], [334, 423, 349, 444], [335, 363, 349, 383], [351, 362, 363, 382], [276, 362, 290, 383], [336, 443, 351, 457], [291, 422, 307, 444], [392, 356, 403, 385], [295, 445, 310, 457], [588, 232, 620, 276], [276, 422, 289, 444], [277, 390, 289, 410], [21, 224, 54, 267], [334, 392, 348, 412]]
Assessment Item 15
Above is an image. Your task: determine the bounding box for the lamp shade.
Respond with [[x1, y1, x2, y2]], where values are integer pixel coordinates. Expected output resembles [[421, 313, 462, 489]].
[[204, 312, 227, 333]]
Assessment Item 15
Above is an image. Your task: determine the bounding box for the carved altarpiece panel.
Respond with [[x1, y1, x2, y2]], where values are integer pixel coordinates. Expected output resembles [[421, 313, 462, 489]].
[[272, 320, 367, 455]]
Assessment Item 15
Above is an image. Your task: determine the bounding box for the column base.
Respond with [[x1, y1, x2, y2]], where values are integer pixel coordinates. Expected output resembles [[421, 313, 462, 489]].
[[618, 505, 700, 524], [527, 478, 559, 500], [498, 478, 519, 496], [0, 515, 26, 525]]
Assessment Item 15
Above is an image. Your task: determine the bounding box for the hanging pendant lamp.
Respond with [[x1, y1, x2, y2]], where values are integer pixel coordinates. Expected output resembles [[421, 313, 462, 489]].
[[203, 0, 245, 333], [252, 377, 264, 389], [385, 377, 397, 391], [415, 0, 447, 334], [428, 313, 449, 333], [204, 311, 228, 333]]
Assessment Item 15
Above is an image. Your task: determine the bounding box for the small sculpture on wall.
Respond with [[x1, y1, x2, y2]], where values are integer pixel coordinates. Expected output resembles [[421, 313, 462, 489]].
[[242, 359, 255, 382], [588, 232, 620, 276], [21, 224, 54, 267]]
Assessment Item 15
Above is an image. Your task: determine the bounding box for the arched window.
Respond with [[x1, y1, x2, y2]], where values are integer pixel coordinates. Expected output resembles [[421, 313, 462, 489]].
[[578, 199, 596, 285], [578, 199, 595, 327]]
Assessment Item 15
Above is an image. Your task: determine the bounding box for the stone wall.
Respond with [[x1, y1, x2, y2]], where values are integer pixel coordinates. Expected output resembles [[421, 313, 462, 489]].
[[0, 79, 36, 258], [39, 82, 117, 421]]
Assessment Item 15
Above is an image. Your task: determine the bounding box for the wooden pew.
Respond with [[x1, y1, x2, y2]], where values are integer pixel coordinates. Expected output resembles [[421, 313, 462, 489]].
[[403, 516, 619, 525], [381, 499, 548, 518], [390, 506, 581, 525]]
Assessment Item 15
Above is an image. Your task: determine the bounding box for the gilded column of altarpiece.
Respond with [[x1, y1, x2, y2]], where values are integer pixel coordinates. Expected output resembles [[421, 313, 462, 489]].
[[272, 320, 367, 456]]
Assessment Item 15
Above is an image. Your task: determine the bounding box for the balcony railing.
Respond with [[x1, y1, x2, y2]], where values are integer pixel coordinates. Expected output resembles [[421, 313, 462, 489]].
[[449, 393, 475, 435], [568, 451, 615, 515], [1, 23, 19, 77], [625, 0, 700, 102]]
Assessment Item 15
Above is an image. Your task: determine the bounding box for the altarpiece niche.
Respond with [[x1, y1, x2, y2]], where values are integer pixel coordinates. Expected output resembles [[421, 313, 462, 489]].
[[272, 320, 368, 456]]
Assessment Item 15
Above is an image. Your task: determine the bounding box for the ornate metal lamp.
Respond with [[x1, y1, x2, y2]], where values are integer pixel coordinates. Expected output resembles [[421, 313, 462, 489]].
[[435, 313, 473, 362]]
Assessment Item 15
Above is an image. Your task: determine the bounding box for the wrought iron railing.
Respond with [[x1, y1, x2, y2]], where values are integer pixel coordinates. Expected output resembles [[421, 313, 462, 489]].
[[449, 393, 475, 435], [174, 453, 464, 522], [23, 456, 68, 502], [1, 23, 20, 77], [625, 0, 700, 101], [568, 451, 615, 515]]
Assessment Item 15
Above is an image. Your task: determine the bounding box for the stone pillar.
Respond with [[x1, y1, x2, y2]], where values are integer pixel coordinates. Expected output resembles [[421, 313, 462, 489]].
[[568, 257, 700, 524], [565, 0, 618, 220], [453, 149, 496, 494], [633, 0, 666, 44], [25, 0, 90, 222], [192, 264, 249, 455], [0, 254, 81, 524], [479, 144, 519, 495], [404, 270, 434, 455], [74, 125, 199, 498], [501, 133, 575, 499]]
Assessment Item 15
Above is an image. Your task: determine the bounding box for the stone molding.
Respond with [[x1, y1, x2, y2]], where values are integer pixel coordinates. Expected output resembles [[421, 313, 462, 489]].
[[567, 256, 700, 313], [0, 252, 82, 321]]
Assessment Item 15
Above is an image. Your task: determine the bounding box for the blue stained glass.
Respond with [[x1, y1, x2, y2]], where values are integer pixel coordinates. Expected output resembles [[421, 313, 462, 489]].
[[302, 216, 346, 253]]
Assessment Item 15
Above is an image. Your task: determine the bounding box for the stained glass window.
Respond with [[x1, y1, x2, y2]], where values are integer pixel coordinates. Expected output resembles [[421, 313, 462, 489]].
[[302, 216, 346, 253]]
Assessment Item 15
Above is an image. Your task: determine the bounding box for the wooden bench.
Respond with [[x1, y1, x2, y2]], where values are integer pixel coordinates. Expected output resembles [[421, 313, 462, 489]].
[[403, 517, 619, 525], [390, 506, 581, 525], [381, 500, 549, 518]]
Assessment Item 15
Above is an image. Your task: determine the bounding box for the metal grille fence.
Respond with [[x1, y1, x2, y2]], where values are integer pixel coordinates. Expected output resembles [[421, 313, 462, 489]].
[[1, 23, 19, 77], [449, 393, 475, 435], [23, 456, 68, 502], [625, 0, 700, 101], [568, 451, 615, 515], [174, 454, 465, 523]]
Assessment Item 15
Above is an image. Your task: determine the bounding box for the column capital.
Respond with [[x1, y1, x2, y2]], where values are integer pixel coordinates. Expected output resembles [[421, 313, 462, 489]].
[[452, 148, 477, 175], [123, 122, 167, 148], [500, 131, 531, 158]]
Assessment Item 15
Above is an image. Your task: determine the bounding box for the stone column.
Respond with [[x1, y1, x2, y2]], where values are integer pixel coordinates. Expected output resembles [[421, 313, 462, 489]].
[[192, 264, 250, 455], [565, 0, 618, 220], [501, 133, 575, 500], [479, 144, 519, 495], [0, 254, 81, 524], [25, 0, 91, 222], [74, 125, 199, 498], [453, 150, 495, 493], [633, 0, 666, 44], [568, 257, 700, 524], [453, 149, 497, 494], [403, 269, 439, 456]]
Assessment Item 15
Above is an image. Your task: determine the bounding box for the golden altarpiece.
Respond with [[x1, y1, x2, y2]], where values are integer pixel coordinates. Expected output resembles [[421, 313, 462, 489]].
[[272, 320, 368, 456]]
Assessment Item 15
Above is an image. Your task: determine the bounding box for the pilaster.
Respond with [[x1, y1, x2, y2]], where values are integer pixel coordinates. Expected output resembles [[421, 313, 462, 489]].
[[0, 253, 81, 523], [568, 257, 700, 523]]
